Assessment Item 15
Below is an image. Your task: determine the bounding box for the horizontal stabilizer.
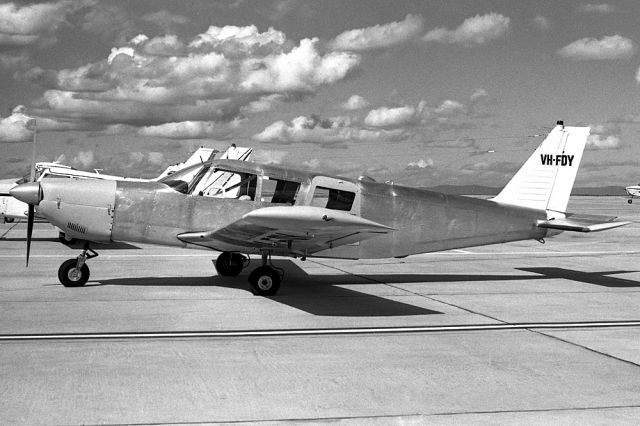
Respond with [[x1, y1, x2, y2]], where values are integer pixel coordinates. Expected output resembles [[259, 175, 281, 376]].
[[537, 214, 630, 233]]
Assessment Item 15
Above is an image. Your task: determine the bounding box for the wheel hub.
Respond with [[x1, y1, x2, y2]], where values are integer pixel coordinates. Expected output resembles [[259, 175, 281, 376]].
[[67, 268, 82, 281], [257, 276, 273, 290]]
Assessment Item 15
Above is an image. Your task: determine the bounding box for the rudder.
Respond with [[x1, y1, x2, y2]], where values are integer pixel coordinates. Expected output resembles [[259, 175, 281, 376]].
[[491, 122, 590, 213]]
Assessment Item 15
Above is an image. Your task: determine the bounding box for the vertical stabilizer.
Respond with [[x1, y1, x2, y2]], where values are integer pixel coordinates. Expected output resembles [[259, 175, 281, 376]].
[[491, 123, 590, 213]]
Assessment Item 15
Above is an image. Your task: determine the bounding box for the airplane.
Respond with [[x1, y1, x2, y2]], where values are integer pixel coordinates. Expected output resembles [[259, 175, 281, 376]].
[[1, 145, 252, 224], [625, 184, 640, 204], [10, 121, 630, 296]]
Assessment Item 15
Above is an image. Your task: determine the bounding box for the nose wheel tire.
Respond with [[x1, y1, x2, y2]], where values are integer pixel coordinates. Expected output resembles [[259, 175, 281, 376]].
[[628, 199, 633, 204], [58, 258, 90, 287], [248, 266, 281, 296]]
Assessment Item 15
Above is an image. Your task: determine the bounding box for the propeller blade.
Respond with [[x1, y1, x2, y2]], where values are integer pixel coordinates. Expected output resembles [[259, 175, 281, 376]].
[[26, 204, 34, 267]]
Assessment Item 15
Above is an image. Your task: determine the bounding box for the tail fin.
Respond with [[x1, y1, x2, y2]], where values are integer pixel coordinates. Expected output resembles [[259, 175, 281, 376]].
[[491, 122, 590, 213]]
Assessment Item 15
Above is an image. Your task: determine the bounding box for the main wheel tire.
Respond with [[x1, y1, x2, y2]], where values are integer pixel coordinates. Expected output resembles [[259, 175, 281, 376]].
[[248, 266, 281, 296], [4, 217, 14, 223], [628, 199, 633, 204], [58, 258, 90, 287], [215, 252, 245, 276]]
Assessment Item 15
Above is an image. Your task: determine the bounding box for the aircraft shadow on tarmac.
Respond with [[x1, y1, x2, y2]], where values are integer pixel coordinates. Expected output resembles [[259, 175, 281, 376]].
[[1, 237, 61, 242], [519, 267, 640, 288], [0, 237, 141, 250], [91, 261, 640, 315], [65, 240, 142, 250], [95, 260, 443, 317]]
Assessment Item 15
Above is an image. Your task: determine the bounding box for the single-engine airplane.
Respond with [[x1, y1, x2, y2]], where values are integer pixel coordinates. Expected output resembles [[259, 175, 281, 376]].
[[625, 184, 640, 204], [11, 121, 630, 296]]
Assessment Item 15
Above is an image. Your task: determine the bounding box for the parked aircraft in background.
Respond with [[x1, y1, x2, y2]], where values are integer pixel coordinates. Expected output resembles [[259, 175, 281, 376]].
[[1, 145, 252, 223], [625, 184, 640, 204], [11, 122, 629, 295]]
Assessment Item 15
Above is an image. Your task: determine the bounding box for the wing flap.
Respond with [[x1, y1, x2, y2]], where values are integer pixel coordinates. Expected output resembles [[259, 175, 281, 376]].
[[537, 214, 630, 233], [178, 206, 393, 253]]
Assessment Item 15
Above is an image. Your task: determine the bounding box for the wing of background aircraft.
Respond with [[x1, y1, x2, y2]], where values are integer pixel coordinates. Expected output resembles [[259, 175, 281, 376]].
[[177, 206, 393, 257]]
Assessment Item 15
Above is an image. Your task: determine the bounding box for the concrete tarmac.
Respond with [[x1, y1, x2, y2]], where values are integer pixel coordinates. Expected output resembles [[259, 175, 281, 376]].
[[1, 196, 639, 425]]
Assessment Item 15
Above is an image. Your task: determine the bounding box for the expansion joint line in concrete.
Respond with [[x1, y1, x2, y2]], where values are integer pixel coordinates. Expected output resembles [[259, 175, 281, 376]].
[[3, 321, 640, 341], [532, 329, 640, 369], [0, 220, 20, 239]]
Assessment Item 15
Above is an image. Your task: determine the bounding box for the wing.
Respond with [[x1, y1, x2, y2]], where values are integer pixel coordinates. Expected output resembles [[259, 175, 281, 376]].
[[537, 213, 630, 233], [177, 206, 393, 255]]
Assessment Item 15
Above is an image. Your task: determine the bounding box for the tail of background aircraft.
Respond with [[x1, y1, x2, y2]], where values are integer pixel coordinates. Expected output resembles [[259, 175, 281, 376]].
[[491, 121, 590, 214]]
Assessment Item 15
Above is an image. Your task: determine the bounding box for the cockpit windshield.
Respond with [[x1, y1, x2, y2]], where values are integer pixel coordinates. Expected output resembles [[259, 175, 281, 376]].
[[159, 161, 301, 204], [159, 163, 208, 194]]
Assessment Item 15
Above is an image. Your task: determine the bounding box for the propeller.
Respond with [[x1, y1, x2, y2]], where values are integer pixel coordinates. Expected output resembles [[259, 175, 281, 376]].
[[26, 204, 34, 266], [22, 116, 38, 266], [10, 182, 43, 267]]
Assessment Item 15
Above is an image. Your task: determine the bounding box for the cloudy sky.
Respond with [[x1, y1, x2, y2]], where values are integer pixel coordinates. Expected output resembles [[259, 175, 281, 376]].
[[1, 0, 639, 187]]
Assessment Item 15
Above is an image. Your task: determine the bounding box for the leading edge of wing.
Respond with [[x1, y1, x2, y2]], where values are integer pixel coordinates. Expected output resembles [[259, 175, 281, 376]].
[[241, 205, 394, 231], [177, 205, 394, 247], [537, 213, 631, 233]]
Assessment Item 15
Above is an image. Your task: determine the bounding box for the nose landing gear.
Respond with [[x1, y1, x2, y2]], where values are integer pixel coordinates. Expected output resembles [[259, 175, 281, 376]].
[[58, 241, 98, 287]]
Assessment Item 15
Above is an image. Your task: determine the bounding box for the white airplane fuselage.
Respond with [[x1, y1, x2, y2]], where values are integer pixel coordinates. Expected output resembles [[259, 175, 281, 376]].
[[625, 185, 640, 203]]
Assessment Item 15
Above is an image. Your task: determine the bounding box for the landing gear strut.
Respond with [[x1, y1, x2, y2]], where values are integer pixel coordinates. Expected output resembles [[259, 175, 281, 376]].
[[214, 251, 249, 276], [58, 241, 98, 287], [248, 251, 283, 296]]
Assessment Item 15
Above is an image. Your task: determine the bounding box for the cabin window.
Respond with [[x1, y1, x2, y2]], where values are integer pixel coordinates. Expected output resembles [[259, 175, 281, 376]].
[[261, 177, 300, 204], [197, 170, 257, 200], [311, 186, 355, 211]]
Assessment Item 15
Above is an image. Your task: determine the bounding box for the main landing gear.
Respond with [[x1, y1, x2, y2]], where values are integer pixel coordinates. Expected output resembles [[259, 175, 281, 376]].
[[213, 250, 284, 296], [58, 241, 97, 287]]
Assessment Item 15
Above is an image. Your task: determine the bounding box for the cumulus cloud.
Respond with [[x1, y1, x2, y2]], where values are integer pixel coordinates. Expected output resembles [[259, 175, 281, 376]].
[[0, 1, 84, 47], [434, 100, 466, 116], [342, 94, 371, 110], [587, 124, 621, 149], [80, 3, 137, 45], [329, 14, 424, 51], [407, 158, 434, 169], [0, 106, 34, 143], [20, 25, 361, 131], [577, 3, 616, 14], [241, 94, 285, 114], [0, 105, 93, 143], [0, 52, 30, 70], [137, 120, 242, 140], [532, 15, 550, 30], [557, 35, 635, 60], [422, 13, 510, 46], [253, 114, 406, 146], [71, 150, 95, 169], [141, 10, 188, 33], [251, 149, 288, 165], [470, 88, 489, 104], [365, 105, 417, 127]]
